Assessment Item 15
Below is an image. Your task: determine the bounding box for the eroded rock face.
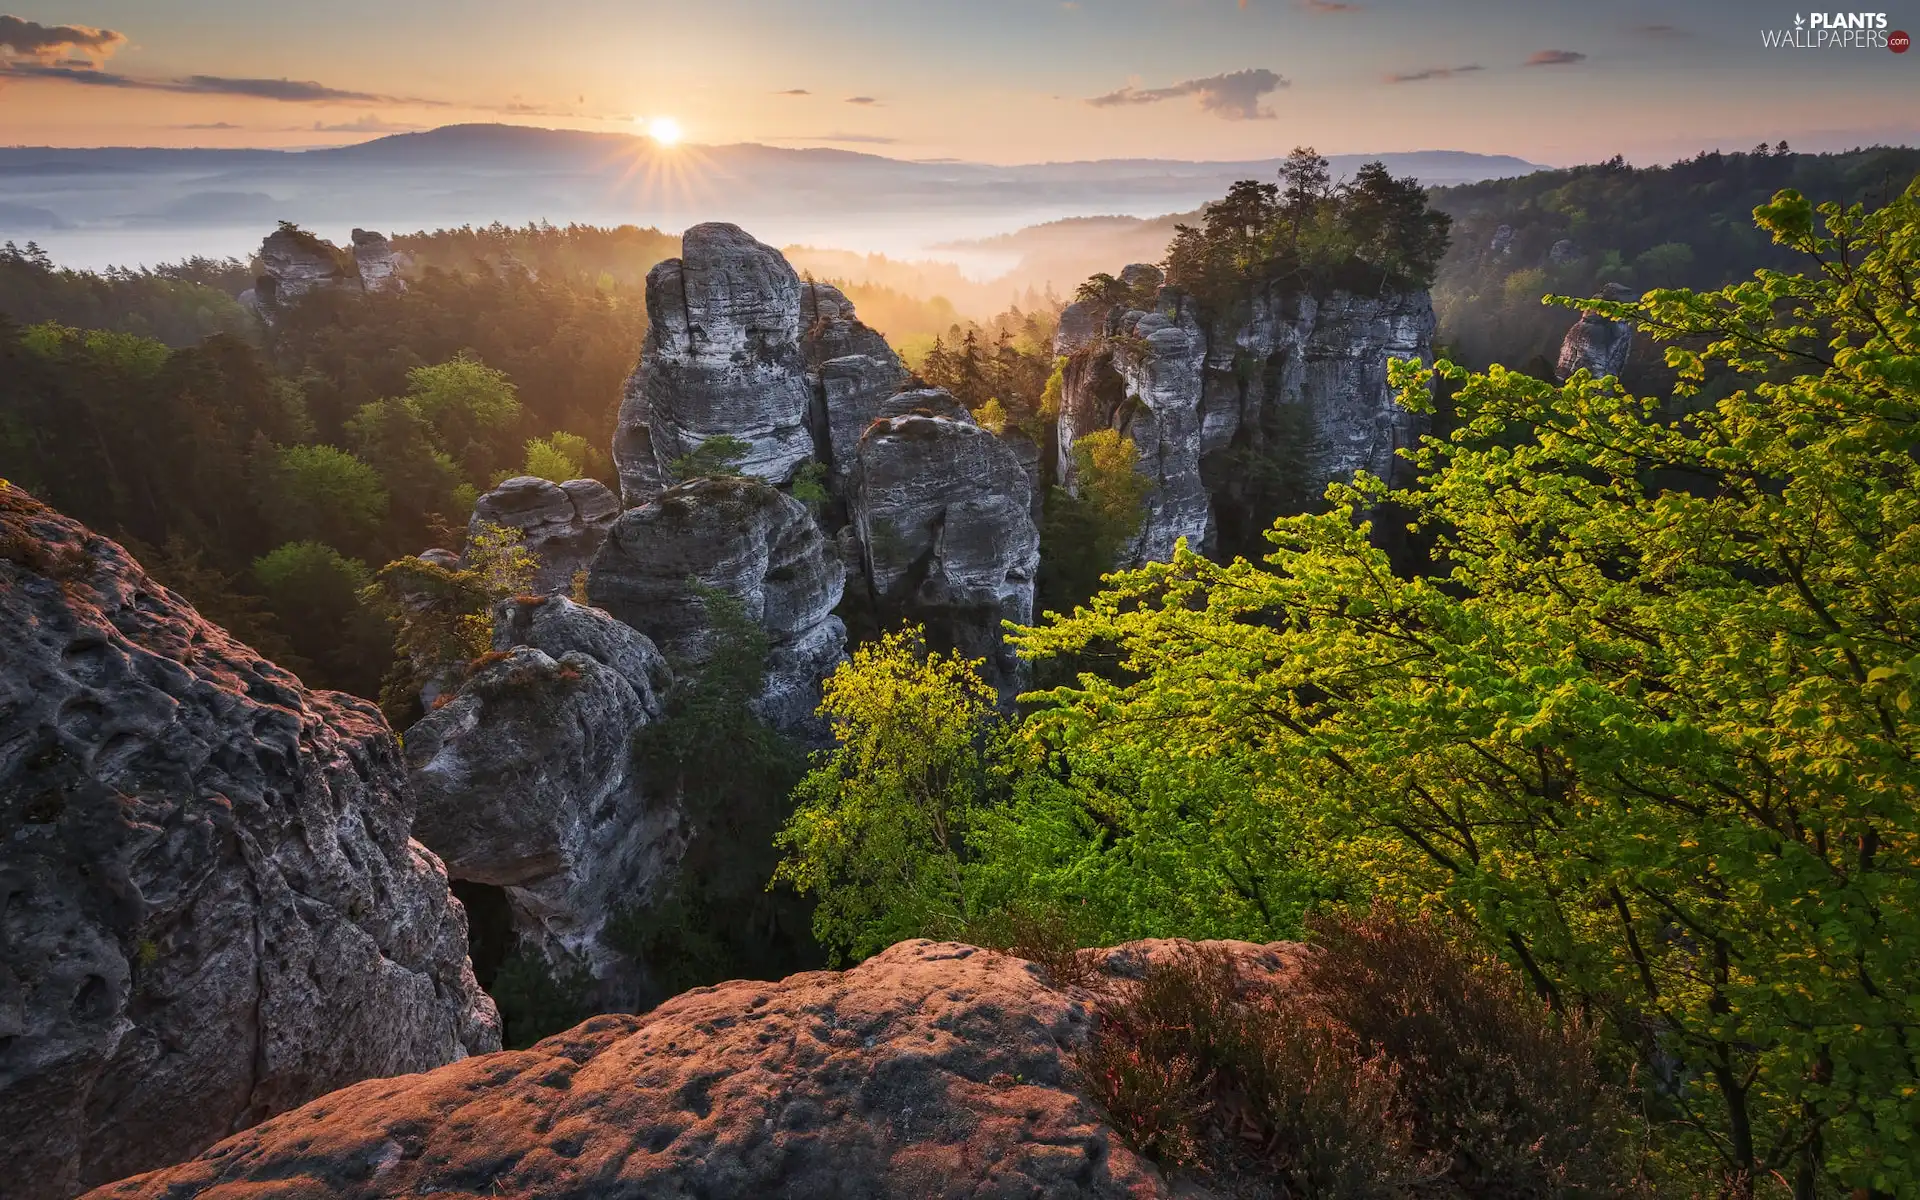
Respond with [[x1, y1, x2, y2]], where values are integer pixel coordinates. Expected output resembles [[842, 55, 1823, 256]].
[[613, 224, 816, 504], [587, 477, 845, 735], [405, 597, 674, 1007], [0, 486, 498, 1200], [854, 415, 1040, 694], [1059, 292, 1212, 563], [252, 225, 351, 311], [1059, 282, 1436, 564], [800, 281, 912, 484], [1555, 284, 1635, 383], [86, 939, 1303, 1200], [464, 476, 620, 594], [350, 228, 405, 293]]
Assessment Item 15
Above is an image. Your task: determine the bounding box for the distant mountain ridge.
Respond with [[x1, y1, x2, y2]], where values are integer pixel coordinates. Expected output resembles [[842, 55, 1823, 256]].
[[0, 124, 1546, 272]]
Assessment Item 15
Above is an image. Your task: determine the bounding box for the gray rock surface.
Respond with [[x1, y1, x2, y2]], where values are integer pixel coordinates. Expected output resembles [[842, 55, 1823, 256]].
[[0, 486, 498, 1200], [350, 228, 405, 292], [613, 224, 816, 504], [853, 415, 1040, 695], [588, 477, 846, 735], [252, 225, 351, 311], [464, 475, 620, 594], [1054, 297, 1103, 355], [801, 281, 913, 485], [405, 597, 675, 1007], [1059, 293, 1213, 563], [1555, 284, 1635, 382], [1059, 282, 1435, 563]]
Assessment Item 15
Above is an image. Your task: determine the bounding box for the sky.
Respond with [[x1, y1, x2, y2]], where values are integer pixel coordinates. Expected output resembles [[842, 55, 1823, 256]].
[[0, 0, 1915, 165]]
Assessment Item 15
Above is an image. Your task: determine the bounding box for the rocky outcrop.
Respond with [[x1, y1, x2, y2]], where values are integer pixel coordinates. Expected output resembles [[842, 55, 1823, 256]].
[[1060, 281, 1436, 563], [350, 228, 405, 293], [1554, 283, 1635, 383], [1059, 291, 1213, 563], [404, 597, 674, 1007], [87, 938, 1302, 1200], [613, 224, 816, 504], [587, 477, 845, 735], [0, 485, 498, 1200], [1054, 297, 1102, 355], [464, 476, 620, 594], [800, 280, 912, 484], [250, 225, 351, 312], [853, 415, 1040, 694]]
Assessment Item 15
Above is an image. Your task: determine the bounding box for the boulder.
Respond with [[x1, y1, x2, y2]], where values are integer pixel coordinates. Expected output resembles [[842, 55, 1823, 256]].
[[85, 939, 1302, 1200], [0, 485, 498, 1200], [587, 477, 846, 736], [404, 597, 675, 1007], [613, 224, 816, 504], [464, 475, 620, 594], [350, 229, 405, 292], [853, 415, 1039, 696], [1554, 284, 1635, 383]]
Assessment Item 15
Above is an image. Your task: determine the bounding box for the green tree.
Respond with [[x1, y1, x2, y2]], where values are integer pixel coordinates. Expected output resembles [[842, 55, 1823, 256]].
[[506, 429, 604, 484], [402, 353, 522, 475], [251, 540, 387, 694], [774, 629, 1003, 962], [1014, 181, 1920, 1196], [667, 434, 751, 480], [1039, 430, 1151, 613], [262, 443, 388, 552]]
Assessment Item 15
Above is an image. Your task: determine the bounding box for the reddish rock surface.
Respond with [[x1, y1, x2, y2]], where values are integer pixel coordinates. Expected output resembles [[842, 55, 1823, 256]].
[[89, 938, 1302, 1199]]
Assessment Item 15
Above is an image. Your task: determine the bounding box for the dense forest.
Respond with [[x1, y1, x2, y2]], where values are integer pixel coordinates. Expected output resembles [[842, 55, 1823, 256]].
[[5, 150, 1919, 1195]]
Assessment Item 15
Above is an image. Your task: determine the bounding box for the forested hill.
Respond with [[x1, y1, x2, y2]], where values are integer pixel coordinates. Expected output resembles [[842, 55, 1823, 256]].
[[1425, 144, 1920, 378]]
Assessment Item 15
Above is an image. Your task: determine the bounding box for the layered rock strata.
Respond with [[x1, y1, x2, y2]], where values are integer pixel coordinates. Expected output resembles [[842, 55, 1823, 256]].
[[587, 477, 846, 735], [464, 475, 620, 594]]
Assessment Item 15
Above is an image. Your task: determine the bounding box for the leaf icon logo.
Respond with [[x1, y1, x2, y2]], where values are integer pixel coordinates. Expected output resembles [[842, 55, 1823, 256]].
[[1794, 12, 1805, 25]]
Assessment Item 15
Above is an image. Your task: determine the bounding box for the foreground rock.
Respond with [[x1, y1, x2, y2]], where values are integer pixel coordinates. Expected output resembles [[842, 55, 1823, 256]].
[[853, 414, 1040, 696], [1060, 280, 1435, 563], [800, 280, 913, 484], [88, 938, 1300, 1199], [614, 224, 817, 504], [1555, 283, 1635, 383], [588, 476, 846, 735], [464, 475, 620, 594], [405, 596, 675, 1008], [0, 485, 499, 1200]]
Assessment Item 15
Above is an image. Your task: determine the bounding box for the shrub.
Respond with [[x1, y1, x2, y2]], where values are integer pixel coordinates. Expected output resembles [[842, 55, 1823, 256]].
[[1074, 913, 1641, 1199]]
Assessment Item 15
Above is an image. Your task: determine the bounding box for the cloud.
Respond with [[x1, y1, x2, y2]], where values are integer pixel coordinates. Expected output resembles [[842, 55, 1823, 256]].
[[173, 121, 241, 129], [844, 95, 878, 105], [1524, 49, 1587, 66], [1300, 0, 1361, 11], [0, 60, 442, 104], [1386, 63, 1484, 83], [0, 14, 125, 63], [1636, 23, 1689, 35], [775, 88, 810, 95], [1087, 67, 1286, 120]]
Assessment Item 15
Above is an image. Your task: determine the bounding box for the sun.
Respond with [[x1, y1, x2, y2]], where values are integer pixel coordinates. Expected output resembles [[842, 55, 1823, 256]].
[[645, 116, 683, 147]]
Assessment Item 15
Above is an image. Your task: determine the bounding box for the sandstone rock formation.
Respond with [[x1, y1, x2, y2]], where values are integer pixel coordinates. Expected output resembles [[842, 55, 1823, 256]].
[[0, 485, 498, 1200], [1555, 283, 1635, 383], [800, 280, 912, 484], [250, 225, 351, 312], [613, 224, 816, 505], [1060, 281, 1436, 563], [853, 415, 1040, 694], [464, 475, 620, 594], [86, 939, 1301, 1200], [350, 228, 405, 292], [405, 596, 674, 1007], [588, 477, 845, 735], [1054, 297, 1102, 355]]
